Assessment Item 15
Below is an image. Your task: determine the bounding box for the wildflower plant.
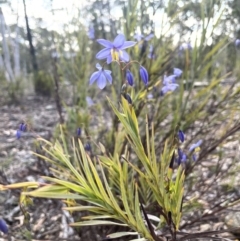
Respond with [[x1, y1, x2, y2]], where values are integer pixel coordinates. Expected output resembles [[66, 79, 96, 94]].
[[2, 1, 240, 240]]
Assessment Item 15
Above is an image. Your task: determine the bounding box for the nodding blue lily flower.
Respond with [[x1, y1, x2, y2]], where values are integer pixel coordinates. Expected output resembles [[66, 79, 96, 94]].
[[86, 96, 94, 107], [89, 63, 112, 89], [85, 143, 91, 152], [77, 128, 81, 137], [134, 33, 144, 42], [189, 140, 202, 161], [139, 65, 148, 85], [134, 33, 154, 42], [16, 123, 27, 139], [176, 148, 187, 165], [19, 123, 27, 132], [148, 44, 155, 59], [173, 68, 183, 78], [178, 130, 185, 143], [96, 34, 136, 64], [163, 75, 177, 85], [87, 26, 95, 40], [126, 70, 134, 86], [160, 83, 179, 96], [235, 39, 240, 48], [0, 218, 8, 234]]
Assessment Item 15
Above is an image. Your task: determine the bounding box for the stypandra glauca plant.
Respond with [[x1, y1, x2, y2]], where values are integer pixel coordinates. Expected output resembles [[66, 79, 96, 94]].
[[0, 33, 233, 240]]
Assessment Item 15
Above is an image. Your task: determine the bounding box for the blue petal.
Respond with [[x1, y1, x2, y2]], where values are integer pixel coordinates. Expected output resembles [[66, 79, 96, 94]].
[[189, 140, 202, 152], [144, 33, 154, 41], [126, 70, 134, 86], [173, 68, 183, 78], [104, 70, 112, 84], [96, 48, 111, 59], [121, 41, 136, 49], [139, 66, 148, 85], [178, 130, 185, 142], [97, 73, 107, 89], [107, 55, 112, 64], [168, 83, 179, 91], [16, 130, 21, 139], [97, 39, 113, 48], [89, 71, 101, 85], [120, 50, 130, 62], [113, 34, 125, 48], [0, 219, 8, 234], [96, 63, 102, 70]]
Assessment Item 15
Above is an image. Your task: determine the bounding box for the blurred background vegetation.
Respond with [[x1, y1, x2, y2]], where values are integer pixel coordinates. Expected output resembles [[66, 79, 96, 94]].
[[2, 0, 240, 240]]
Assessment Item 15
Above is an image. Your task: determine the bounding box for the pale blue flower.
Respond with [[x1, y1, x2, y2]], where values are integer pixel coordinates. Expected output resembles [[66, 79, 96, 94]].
[[89, 63, 112, 89], [160, 83, 179, 95], [235, 39, 240, 48], [88, 26, 95, 40], [189, 140, 202, 152], [163, 75, 177, 85], [173, 68, 183, 78], [96, 34, 136, 64]]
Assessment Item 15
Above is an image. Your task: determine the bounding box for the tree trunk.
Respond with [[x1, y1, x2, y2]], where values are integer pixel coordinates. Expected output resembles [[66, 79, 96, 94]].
[[0, 8, 15, 82], [23, 0, 38, 73]]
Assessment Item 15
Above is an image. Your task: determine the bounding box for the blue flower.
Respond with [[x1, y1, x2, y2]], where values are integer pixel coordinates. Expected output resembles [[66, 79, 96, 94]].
[[134, 33, 154, 42], [178, 130, 185, 143], [126, 70, 134, 86], [0, 218, 8, 234], [89, 63, 112, 89], [86, 96, 94, 107], [16, 123, 27, 139], [96, 34, 136, 64], [134, 33, 144, 42], [85, 143, 91, 152], [77, 128, 81, 137], [87, 26, 95, 40], [176, 148, 187, 165], [173, 68, 183, 78], [139, 66, 148, 85], [235, 39, 240, 48], [189, 140, 202, 152], [160, 83, 179, 96], [163, 75, 177, 85], [148, 44, 155, 59]]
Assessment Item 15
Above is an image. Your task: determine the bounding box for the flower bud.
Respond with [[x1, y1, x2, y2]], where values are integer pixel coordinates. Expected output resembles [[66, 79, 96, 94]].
[[139, 65, 148, 86], [126, 70, 134, 86]]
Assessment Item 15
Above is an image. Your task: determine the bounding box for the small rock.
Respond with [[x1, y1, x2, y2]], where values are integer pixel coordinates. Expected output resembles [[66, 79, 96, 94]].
[[225, 212, 240, 234]]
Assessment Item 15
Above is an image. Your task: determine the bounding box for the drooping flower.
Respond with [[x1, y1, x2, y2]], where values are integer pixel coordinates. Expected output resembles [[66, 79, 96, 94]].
[[160, 83, 179, 96], [189, 140, 202, 152], [0, 218, 8, 234], [148, 44, 155, 59], [134, 33, 154, 42], [139, 65, 148, 85], [77, 128, 81, 137], [178, 130, 185, 143], [85, 143, 91, 152], [16, 123, 27, 139], [87, 26, 95, 40], [126, 70, 134, 86], [163, 75, 177, 85], [86, 96, 94, 107], [235, 39, 240, 48], [134, 33, 144, 42], [189, 140, 202, 161], [89, 63, 112, 89], [173, 68, 183, 78], [96, 34, 136, 64], [176, 148, 187, 165]]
